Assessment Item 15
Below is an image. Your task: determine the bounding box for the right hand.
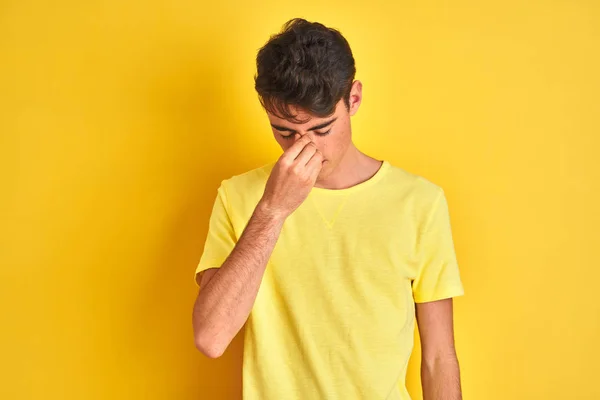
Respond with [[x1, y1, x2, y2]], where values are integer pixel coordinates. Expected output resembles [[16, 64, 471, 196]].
[[260, 133, 324, 219]]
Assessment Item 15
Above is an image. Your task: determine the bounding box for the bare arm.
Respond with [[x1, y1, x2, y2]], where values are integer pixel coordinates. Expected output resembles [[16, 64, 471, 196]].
[[416, 298, 462, 400], [192, 202, 285, 358], [192, 134, 323, 358]]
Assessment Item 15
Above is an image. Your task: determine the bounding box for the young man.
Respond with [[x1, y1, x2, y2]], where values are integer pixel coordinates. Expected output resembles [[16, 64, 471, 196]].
[[192, 18, 464, 400]]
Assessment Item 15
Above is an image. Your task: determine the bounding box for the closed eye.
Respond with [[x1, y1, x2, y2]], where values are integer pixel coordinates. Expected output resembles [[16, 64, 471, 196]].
[[281, 129, 331, 140]]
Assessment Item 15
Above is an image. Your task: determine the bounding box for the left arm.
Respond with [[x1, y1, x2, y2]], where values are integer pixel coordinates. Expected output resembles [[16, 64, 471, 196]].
[[416, 298, 462, 400]]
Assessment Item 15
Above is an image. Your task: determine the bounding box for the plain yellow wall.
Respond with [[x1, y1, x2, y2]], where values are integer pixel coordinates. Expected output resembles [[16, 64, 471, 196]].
[[1, 1, 599, 399]]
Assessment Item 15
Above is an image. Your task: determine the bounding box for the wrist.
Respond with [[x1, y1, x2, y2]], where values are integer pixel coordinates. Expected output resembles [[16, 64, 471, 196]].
[[256, 198, 288, 223]]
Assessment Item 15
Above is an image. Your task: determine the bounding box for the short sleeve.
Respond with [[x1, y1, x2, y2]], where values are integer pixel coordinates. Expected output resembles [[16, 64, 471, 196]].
[[412, 189, 465, 303], [194, 182, 237, 287]]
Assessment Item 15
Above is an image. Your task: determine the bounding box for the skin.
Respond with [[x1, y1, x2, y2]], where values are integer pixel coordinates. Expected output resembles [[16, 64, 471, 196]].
[[267, 80, 382, 190], [192, 79, 462, 399], [417, 299, 463, 400]]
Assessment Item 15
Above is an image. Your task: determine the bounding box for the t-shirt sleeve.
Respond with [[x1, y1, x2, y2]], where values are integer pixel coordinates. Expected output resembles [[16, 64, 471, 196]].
[[412, 188, 465, 303], [194, 181, 237, 287]]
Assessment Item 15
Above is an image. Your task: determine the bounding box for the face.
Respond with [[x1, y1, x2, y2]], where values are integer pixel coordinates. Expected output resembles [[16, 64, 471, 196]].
[[267, 80, 362, 179]]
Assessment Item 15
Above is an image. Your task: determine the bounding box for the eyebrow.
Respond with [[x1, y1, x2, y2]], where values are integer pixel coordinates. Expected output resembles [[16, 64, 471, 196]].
[[271, 117, 337, 133]]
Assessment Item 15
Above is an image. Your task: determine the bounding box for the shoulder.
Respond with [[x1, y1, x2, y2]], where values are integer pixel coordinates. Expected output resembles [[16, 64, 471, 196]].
[[218, 162, 275, 221], [221, 162, 273, 193], [383, 161, 452, 235], [384, 161, 445, 208]]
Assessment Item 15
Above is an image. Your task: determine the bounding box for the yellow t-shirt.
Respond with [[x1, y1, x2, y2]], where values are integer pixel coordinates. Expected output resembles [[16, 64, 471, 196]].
[[195, 160, 464, 400]]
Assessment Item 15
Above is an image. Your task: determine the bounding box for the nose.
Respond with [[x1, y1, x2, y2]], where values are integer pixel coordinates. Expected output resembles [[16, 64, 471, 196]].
[[293, 132, 318, 142], [291, 133, 324, 160]]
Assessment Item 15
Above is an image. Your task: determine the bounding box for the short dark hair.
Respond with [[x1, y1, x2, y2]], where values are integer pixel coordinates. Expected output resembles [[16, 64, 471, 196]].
[[254, 18, 356, 122]]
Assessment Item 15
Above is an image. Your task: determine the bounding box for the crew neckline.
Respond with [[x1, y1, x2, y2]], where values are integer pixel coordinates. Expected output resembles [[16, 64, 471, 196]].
[[310, 159, 390, 195]]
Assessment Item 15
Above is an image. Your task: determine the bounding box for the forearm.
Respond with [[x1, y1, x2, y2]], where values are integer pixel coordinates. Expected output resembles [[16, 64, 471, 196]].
[[421, 353, 462, 400], [193, 200, 285, 357]]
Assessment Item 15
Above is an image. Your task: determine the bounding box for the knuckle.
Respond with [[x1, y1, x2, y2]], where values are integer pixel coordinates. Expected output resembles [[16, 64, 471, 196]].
[[292, 164, 303, 175], [279, 157, 291, 168]]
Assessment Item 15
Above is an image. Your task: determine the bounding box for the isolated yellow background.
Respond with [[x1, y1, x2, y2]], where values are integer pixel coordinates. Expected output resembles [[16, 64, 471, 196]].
[[1, 1, 599, 399]]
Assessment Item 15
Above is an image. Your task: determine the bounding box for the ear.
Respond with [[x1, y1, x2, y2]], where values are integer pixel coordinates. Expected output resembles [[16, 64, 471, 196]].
[[348, 80, 363, 116]]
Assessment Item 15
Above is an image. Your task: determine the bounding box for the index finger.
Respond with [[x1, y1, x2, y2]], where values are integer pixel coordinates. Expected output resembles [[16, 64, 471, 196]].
[[282, 134, 312, 161]]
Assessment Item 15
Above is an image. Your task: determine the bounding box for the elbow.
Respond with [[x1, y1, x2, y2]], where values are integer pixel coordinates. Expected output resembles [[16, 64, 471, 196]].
[[422, 350, 459, 375], [194, 331, 227, 359], [192, 302, 232, 359], [195, 340, 225, 359]]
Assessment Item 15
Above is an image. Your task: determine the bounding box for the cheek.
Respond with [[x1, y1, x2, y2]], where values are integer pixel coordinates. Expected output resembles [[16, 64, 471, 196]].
[[321, 134, 348, 159]]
